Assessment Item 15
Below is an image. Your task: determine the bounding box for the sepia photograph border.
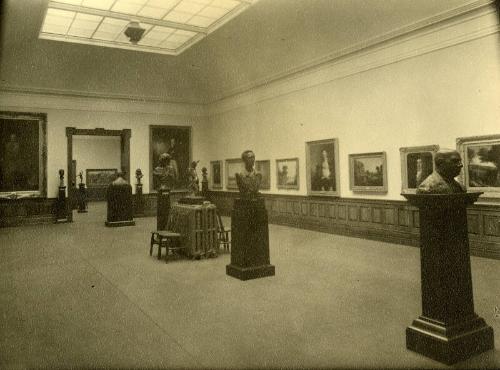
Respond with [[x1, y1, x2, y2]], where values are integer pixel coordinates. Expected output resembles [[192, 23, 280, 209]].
[[276, 157, 300, 190], [457, 134, 500, 199], [305, 138, 340, 197], [349, 151, 388, 193], [399, 145, 439, 194]]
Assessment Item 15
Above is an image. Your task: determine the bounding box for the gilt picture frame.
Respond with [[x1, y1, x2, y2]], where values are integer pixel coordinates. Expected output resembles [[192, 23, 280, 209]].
[[225, 158, 244, 190], [349, 152, 388, 193], [210, 160, 223, 189], [276, 158, 299, 190], [400, 145, 439, 194], [306, 138, 340, 196]]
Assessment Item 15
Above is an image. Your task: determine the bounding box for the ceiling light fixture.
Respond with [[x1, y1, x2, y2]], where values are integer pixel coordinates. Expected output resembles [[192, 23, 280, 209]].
[[124, 21, 145, 44]]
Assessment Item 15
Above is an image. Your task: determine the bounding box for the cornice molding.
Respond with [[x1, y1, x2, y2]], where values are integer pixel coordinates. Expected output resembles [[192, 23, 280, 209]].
[[0, 88, 208, 117], [207, 0, 499, 114]]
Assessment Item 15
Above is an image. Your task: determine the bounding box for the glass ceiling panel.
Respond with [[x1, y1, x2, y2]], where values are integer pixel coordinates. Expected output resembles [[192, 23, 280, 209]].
[[41, 0, 257, 55]]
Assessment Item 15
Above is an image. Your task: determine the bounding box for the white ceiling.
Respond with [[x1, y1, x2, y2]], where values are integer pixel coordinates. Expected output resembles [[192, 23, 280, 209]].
[[0, 0, 483, 103]]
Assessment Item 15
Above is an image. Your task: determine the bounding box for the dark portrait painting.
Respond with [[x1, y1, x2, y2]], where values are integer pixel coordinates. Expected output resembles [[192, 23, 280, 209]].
[[306, 138, 340, 196], [210, 160, 223, 189], [399, 145, 438, 193], [149, 125, 191, 191], [0, 112, 47, 197]]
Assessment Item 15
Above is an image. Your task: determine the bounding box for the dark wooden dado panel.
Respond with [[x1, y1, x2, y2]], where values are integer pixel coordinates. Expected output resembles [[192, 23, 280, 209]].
[[207, 191, 500, 260], [0, 198, 57, 227]]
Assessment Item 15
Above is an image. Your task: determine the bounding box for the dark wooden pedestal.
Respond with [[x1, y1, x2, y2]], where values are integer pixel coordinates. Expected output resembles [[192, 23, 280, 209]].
[[403, 193, 494, 365], [157, 189, 171, 231], [55, 186, 70, 223], [226, 198, 275, 281], [105, 182, 135, 227], [134, 184, 145, 217], [77, 183, 87, 213]]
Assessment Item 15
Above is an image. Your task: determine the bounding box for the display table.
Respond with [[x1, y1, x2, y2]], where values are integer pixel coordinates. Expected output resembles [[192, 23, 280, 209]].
[[169, 202, 218, 258]]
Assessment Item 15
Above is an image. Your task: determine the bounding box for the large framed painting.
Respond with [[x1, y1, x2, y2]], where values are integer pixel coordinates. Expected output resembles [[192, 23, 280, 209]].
[[0, 111, 47, 198], [349, 152, 388, 193], [276, 158, 299, 190], [210, 160, 223, 189], [400, 145, 439, 194], [255, 160, 271, 190], [149, 125, 191, 192], [225, 158, 244, 190], [306, 138, 340, 196], [457, 134, 500, 199], [86, 169, 118, 188]]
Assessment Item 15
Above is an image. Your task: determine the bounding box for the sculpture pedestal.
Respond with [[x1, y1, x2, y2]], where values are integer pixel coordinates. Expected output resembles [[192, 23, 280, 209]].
[[226, 198, 275, 280], [157, 189, 171, 231], [77, 183, 87, 213], [105, 180, 135, 227], [55, 186, 69, 223], [403, 193, 494, 365], [134, 184, 145, 217]]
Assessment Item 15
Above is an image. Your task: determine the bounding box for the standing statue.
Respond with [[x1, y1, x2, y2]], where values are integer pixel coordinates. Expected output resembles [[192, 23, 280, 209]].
[[59, 169, 65, 187], [235, 150, 262, 199], [78, 171, 83, 185], [187, 160, 200, 195], [417, 149, 465, 194], [135, 168, 143, 185], [153, 153, 176, 191]]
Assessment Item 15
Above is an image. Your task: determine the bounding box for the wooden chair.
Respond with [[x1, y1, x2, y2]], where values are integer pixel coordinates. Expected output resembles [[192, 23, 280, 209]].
[[150, 215, 184, 263], [216, 212, 231, 253]]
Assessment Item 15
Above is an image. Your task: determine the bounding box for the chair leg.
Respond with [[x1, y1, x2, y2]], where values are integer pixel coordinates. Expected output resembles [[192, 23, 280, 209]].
[[150, 233, 155, 256], [157, 238, 162, 260]]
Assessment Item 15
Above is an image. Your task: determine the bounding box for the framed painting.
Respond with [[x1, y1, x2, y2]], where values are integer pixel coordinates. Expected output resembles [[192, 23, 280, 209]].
[[400, 145, 439, 194], [306, 138, 340, 196], [0, 111, 47, 198], [276, 158, 299, 190], [457, 134, 500, 199], [149, 125, 191, 192], [86, 169, 118, 188], [210, 160, 223, 189], [225, 158, 244, 190], [349, 152, 388, 193], [255, 160, 271, 190]]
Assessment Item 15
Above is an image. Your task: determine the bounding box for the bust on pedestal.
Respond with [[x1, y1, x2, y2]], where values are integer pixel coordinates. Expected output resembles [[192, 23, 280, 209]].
[[105, 171, 135, 227], [201, 167, 209, 198], [226, 150, 275, 280], [403, 150, 494, 365], [154, 153, 175, 230], [134, 168, 145, 217], [55, 169, 69, 223]]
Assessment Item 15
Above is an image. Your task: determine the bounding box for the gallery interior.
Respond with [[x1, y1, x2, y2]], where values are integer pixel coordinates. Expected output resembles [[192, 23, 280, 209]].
[[1, 0, 500, 368]]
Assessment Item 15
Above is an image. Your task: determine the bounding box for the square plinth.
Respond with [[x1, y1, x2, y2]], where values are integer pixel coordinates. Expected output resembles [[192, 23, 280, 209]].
[[105, 220, 135, 227], [226, 264, 275, 281], [406, 317, 494, 365]]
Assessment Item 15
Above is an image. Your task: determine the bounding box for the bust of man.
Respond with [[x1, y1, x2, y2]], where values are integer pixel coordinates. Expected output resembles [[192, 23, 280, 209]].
[[417, 149, 465, 194], [236, 150, 262, 199], [153, 153, 175, 191]]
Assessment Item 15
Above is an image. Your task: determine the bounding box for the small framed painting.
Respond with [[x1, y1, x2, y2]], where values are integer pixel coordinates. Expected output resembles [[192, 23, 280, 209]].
[[210, 160, 223, 189], [349, 152, 388, 193], [255, 160, 271, 190], [225, 158, 244, 190], [306, 138, 340, 196], [276, 158, 299, 190], [400, 145, 439, 194]]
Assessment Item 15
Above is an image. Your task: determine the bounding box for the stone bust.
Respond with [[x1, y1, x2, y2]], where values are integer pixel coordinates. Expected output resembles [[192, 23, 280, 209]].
[[153, 153, 176, 191], [235, 150, 262, 199], [417, 149, 465, 194]]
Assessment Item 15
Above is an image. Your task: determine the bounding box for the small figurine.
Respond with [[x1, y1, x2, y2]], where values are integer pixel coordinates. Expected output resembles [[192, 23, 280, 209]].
[[235, 150, 262, 199], [59, 169, 65, 187], [187, 160, 200, 195], [135, 168, 143, 185], [202, 167, 208, 182], [78, 171, 83, 185], [153, 153, 176, 191], [417, 149, 465, 194]]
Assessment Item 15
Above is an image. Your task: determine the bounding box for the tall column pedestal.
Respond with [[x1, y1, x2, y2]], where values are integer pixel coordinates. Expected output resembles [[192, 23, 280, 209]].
[[77, 183, 87, 213], [403, 193, 494, 365], [157, 189, 171, 231], [226, 198, 275, 281], [55, 186, 69, 223], [134, 183, 145, 217]]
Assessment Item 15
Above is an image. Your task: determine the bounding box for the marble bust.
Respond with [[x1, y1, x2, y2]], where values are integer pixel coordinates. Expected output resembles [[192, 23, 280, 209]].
[[153, 153, 176, 191], [417, 149, 465, 194], [236, 150, 262, 199]]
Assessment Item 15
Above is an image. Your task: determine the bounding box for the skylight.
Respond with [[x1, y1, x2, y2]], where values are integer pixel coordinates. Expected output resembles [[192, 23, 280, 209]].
[[40, 0, 257, 55]]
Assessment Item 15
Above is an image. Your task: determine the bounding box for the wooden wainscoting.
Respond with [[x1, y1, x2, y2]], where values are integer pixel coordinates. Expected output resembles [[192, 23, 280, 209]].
[[207, 191, 500, 260], [0, 198, 57, 227]]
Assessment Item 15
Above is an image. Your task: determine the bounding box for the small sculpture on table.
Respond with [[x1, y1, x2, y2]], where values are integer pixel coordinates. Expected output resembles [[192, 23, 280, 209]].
[[226, 150, 275, 280], [77, 171, 87, 213], [55, 169, 69, 223], [105, 171, 135, 227], [201, 167, 209, 198], [153, 153, 176, 230], [403, 149, 494, 364], [134, 168, 145, 217]]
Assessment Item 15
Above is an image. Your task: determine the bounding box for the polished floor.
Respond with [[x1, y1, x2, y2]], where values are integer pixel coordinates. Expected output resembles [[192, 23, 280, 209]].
[[0, 202, 499, 369]]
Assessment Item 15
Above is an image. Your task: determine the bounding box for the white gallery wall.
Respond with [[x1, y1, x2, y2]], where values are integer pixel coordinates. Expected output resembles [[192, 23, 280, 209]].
[[206, 6, 500, 201]]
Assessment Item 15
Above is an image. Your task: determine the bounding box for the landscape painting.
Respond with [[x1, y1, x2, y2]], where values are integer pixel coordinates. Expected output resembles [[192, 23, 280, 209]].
[[276, 158, 299, 190], [349, 152, 387, 192]]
